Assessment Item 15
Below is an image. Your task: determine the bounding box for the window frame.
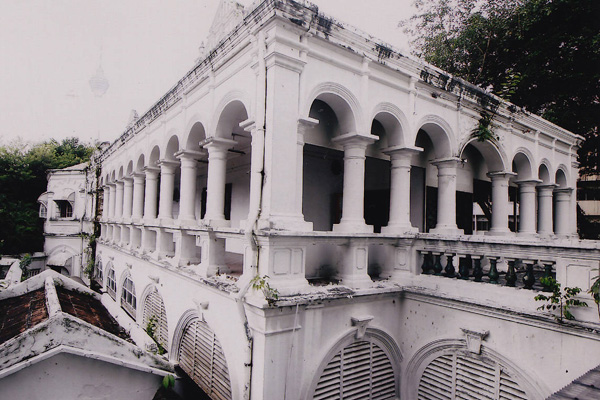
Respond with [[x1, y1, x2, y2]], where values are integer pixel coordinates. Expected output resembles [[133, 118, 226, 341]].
[[120, 275, 137, 319], [106, 267, 116, 300]]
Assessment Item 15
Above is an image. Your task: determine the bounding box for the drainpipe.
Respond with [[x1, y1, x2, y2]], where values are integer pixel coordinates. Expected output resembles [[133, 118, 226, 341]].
[[235, 29, 267, 400]]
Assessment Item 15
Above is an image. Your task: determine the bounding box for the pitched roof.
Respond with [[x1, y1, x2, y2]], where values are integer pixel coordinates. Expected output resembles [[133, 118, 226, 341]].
[[547, 365, 600, 399], [0, 289, 48, 345]]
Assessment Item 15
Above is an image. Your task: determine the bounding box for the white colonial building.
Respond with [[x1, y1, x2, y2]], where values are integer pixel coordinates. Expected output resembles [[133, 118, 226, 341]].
[[45, 1, 600, 399]]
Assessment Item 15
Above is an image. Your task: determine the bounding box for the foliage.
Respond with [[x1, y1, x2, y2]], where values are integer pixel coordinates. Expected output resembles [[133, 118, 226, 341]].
[[250, 275, 279, 305], [403, 0, 600, 176], [471, 111, 497, 142], [19, 253, 32, 269], [162, 374, 175, 390], [82, 234, 97, 280], [146, 315, 166, 355], [588, 273, 600, 319], [0, 138, 95, 254], [535, 277, 587, 322]]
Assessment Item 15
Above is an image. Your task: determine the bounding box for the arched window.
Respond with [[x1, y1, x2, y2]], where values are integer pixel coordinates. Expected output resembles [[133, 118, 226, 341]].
[[55, 200, 73, 218], [93, 260, 103, 285], [177, 318, 231, 399], [39, 203, 47, 218], [121, 276, 137, 318], [106, 267, 116, 299], [418, 351, 527, 400], [142, 289, 168, 352], [313, 338, 397, 400]]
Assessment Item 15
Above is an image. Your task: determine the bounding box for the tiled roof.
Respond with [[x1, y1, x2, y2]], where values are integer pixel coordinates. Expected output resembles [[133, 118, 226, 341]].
[[0, 288, 48, 345], [547, 365, 600, 399], [56, 287, 130, 341]]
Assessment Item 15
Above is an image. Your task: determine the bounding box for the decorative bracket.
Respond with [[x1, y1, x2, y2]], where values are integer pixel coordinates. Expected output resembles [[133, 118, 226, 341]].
[[149, 275, 159, 284], [351, 315, 374, 339], [461, 328, 489, 354]]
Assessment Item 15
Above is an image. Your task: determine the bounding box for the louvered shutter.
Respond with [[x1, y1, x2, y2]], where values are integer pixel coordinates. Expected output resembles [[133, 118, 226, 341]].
[[142, 289, 168, 350], [313, 340, 396, 400], [177, 318, 232, 400], [417, 353, 528, 400]]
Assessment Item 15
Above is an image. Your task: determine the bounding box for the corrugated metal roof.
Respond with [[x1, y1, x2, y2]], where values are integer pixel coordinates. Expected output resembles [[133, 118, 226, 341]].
[[547, 365, 600, 399]]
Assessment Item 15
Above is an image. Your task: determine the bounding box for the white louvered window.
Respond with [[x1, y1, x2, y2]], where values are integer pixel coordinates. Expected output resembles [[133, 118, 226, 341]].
[[417, 352, 528, 400], [313, 340, 397, 400], [143, 289, 168, 351], [178, 318, 232, 400]]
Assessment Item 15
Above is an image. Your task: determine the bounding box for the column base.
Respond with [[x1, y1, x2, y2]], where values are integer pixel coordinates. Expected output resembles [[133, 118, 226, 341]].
[[517, 230, 537, 237], [381, 224, 418, 234], [178, 218, 199, 228], [429, 226, 463, 235], [339, 275, 373, 289], [252, 216, 313, 232], [333, 220, 373, 234], [202, 218, 231, 228], [486, 229, 514, 237]]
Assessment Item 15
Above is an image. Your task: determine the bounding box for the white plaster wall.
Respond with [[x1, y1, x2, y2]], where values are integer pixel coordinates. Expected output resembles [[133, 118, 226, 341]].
[[0, 352, 161, 400]]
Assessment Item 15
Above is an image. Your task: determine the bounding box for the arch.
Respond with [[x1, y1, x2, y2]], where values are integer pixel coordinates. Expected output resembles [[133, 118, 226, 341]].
[[538, 161, 552, 184], [556, 166, 569, 188], [184, 121, 207, 152], [213, 99, 250, 140], [164, 135, 180, 161], [105, 262, 117, 299], [171, 310, 232, 399], [304, 82, 362, 135], [135, 154, 145, 173], [405, 339, 548, 400], [149, 145, 161, 166], [140, 284, 169, 351], [117, 166, 124, 180], [126, 160, 134, 176], [511, 148, 535, 180], [371, 103, 410, 148], [414, 115, 454, 159], [459, 137, 508, 173], [305, 328, 402, 400], [210, 91, 252, 138]]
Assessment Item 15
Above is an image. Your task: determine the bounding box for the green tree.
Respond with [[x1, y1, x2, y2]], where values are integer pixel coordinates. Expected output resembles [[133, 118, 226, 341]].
[[0, 138, 95, 254], [403, 0, 600, 174]]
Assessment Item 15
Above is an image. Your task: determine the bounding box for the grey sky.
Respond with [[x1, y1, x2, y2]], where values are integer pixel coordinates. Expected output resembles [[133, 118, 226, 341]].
[[0, 0, 415, 146]]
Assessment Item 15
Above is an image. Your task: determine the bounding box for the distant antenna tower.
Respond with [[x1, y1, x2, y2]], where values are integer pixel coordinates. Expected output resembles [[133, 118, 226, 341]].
[[89, 50, 109, 98]]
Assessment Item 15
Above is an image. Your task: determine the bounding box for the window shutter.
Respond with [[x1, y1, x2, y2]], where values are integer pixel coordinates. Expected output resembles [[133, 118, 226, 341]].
[[178, 318, 232, 400], [313, 340, 396, 400], [142, 289, 168, 350], [418, 352, 528, 400]]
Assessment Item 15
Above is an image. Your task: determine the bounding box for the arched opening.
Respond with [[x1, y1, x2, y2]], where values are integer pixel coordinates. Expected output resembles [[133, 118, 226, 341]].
[[142, 287, 168, 353], [120, 274, 137, 319], [184, 122, 209, 221], [159, 135, 181, 221], [176, 317, 232, 399], [511, 152, 535, 232]]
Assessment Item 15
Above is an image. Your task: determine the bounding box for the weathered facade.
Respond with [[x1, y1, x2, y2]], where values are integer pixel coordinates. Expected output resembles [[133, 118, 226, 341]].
[[48, 0, 600, 399]]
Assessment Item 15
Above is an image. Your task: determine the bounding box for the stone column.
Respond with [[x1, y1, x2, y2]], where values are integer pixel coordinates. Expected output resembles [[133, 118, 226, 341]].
[[176, 150, 205, 225], [537, 184, 556, 235], [292, 118, 319, 231], [554, 188, 573, 236], [108, 183, 116, 220], [115, 180, 124, 220], [430, 158, 463, 235], [203, 137, 236, 227], [487, 172, 516, 235], [157, 159, 179, 223], [382, 146, 422, 233], [332, 132, 378, 233], [132, 172, 145, 222], [102, 185, 110, 220], [517, 179, 541, 235], [122, 176, 134, 220], [143, 167, 160, 221]]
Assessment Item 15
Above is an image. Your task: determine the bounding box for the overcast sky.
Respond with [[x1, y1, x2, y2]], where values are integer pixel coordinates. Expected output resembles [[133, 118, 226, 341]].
[[0, 0, 416, 146]]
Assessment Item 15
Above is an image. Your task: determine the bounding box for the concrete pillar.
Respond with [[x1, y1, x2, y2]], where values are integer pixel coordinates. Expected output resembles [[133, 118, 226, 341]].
[[537, 184, 556, 235], [132, 172, 145, 221], [203, 137, 236, 226], [108, 183, 116, 220], [517, 180, 540, 235], [337, 240, 372, 289], [430, 158, 463, 235], [157, 160, 179, 222], [102, 186, 110, 220], [143, 167, 160, 221], [115, 180, 124, 220], [487, 172, 516, 235], [382, 146, 422, 233], [176, 150, 205, 225], [554, 188, 573, 236], [332, 132, 378, 233], [122, 177, 134, 220]]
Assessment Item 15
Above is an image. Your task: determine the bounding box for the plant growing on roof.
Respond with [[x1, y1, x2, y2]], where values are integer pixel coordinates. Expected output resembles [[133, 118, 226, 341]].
[[588, 272, 600, 319], [535, 277, 587, 322], [471, 111, 498, 142], [145, 315, 166, 355], [250, 275, 279, 305]]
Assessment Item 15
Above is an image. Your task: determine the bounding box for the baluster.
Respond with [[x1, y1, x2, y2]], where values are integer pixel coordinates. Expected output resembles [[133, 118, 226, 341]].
[[458, 254, 471, 280], [444, 253, 456, 278], [472, 256, 483, 282], [505, 258, 517, 287], [522, 260, 535, 289], [488, 257, 499, 284], [432, 252, 443, 275], [420, 251, 432, 275], [541, 261, 555, 292]]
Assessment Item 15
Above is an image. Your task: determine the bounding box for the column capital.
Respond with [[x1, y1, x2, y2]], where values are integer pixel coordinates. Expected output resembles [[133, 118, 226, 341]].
[[332, 132, 378, 148], [538, 183, 557, 190], [201, 137, 237, 151], [107, 182, 116, 188], [132, 171, 146, 179], [175, 149, 207, 161], [487, 171, 517, 181], [123, 175, 134, 183], [157, 159, 180, 173], [143, 166, 160, 176], [383, 145, 423, 157], [431, 157, 463, 169], [554, 187, 574, 198], [298, 117, 319, 130], [515, 179, 542, 186], [239, 118, 257, 133]]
